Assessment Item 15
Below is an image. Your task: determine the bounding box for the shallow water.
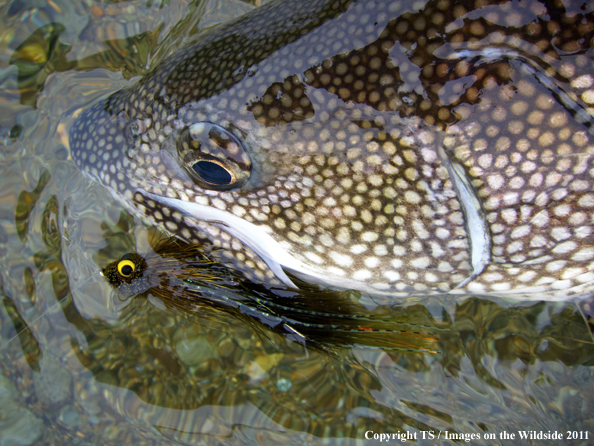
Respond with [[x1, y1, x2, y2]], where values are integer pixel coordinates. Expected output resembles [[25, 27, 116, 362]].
[[1, 0, 594, 445]]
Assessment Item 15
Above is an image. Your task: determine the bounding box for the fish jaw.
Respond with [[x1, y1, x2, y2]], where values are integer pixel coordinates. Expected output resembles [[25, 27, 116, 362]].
[[142, 192, 301, 289]]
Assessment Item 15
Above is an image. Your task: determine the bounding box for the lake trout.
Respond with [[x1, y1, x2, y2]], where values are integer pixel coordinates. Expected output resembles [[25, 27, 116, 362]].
[[69, 0, 594, 300]]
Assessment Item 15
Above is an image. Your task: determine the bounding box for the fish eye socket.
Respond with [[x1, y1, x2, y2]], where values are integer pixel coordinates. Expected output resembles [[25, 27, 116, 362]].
[[177, 122, 251, 190], [118, 259, 136, 277]]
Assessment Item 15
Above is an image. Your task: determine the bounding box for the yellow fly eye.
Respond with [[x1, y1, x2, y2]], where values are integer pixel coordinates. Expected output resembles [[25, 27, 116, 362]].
[[117, 259, 136, 277]]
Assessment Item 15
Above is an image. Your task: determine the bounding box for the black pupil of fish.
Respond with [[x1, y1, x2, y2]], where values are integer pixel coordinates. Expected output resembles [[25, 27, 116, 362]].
[[193, 161, 232, 185], [121, 264, 133, 276]]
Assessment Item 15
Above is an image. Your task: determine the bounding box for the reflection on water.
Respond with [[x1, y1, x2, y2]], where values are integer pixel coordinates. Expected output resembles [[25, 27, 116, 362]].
[[1, 0, 594, 445], [1, 168, 593, 443]]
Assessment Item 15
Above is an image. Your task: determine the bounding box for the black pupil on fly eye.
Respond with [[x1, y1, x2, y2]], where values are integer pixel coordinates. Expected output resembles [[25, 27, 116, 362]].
[[121, 264, 133, 276], [192, 161, 232, 185]]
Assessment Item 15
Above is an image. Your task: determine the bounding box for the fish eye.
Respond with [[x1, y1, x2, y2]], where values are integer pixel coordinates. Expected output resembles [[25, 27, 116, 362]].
[[177, 122, 251, 190], [118, 259, 136, 277], [191, 160, 233, 186]]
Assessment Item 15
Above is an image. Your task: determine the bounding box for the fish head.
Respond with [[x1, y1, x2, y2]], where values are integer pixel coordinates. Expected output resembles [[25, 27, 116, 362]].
[[70, 0, 594, 299]]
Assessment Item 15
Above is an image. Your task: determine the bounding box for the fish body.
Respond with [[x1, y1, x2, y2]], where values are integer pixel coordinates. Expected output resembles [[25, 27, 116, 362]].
[[69, 0, 594, 300]]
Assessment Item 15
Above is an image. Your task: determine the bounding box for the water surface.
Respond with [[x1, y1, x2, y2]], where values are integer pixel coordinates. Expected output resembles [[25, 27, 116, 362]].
[[1, 0, 593, 444]]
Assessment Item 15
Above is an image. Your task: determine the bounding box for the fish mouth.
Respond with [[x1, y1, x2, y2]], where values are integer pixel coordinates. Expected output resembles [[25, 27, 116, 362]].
[[143, 192, 305, 289]]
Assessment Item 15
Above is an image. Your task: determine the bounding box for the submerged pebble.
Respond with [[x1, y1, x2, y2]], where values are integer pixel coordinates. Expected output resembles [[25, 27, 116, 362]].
[[276, 377, 292, 392], [175, 335, 217, 366], [58, 404, 83, 430], [0, 375, 42, 446], [33, 354, 72, 405]]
